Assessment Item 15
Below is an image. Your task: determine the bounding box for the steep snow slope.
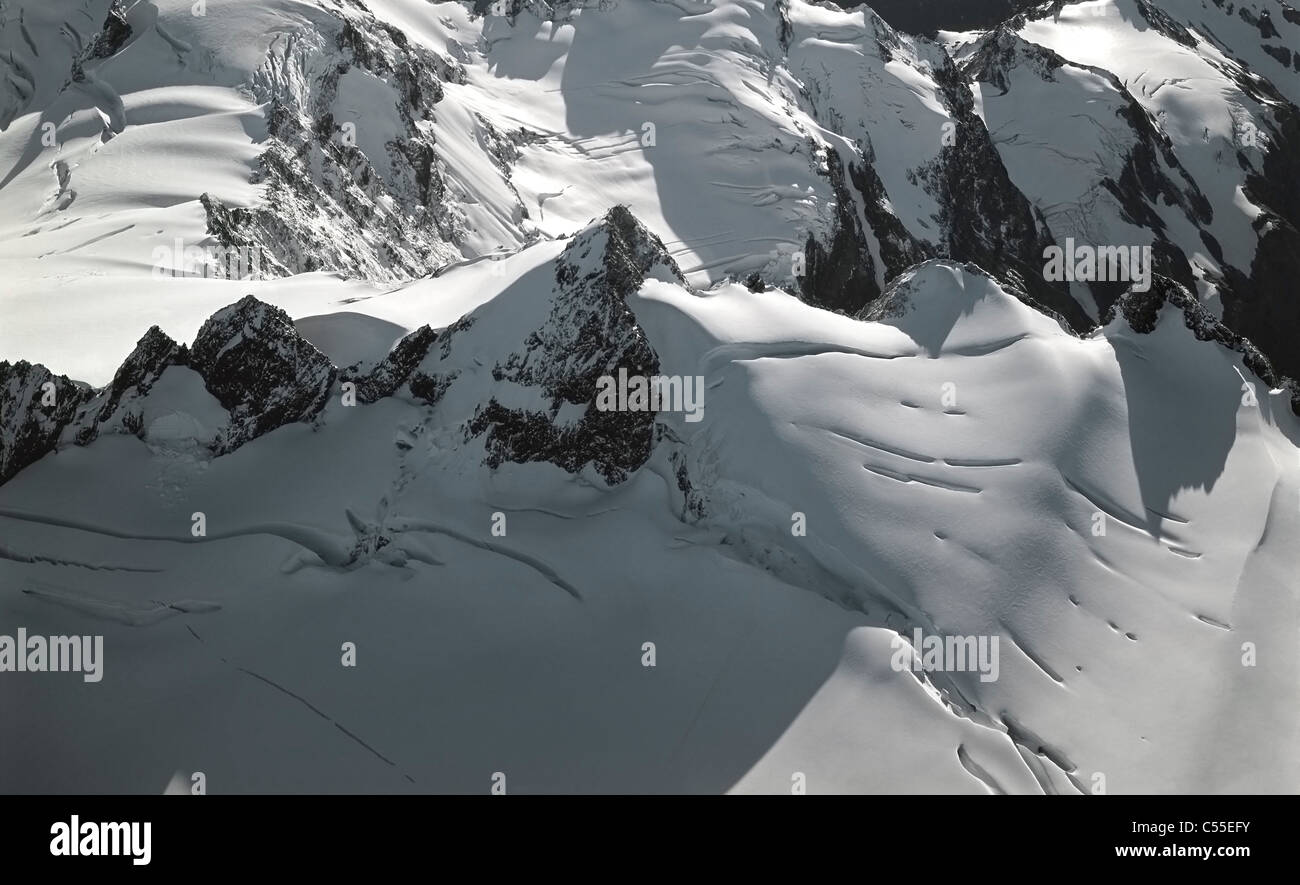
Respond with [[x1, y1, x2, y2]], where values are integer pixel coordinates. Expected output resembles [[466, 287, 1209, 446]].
[[1017, 0, 1266, 272], [965, 28, 1214, 317], [1, 209, 1296, 792], [1013, 0, 1300, 376], [1166, 0, 1300, 108]]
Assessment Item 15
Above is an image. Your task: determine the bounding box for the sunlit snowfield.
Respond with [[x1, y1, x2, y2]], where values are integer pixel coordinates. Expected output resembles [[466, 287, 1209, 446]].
[[1, 0, 1298, 793]]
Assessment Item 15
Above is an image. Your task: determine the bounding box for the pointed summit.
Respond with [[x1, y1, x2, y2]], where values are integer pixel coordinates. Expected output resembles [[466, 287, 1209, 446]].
[[861, 259, 1076, 356], [0, 361, 90, 484], [75, 326, 186, 446], [556, 205, 689, 302], [463, 207, 677, 484]]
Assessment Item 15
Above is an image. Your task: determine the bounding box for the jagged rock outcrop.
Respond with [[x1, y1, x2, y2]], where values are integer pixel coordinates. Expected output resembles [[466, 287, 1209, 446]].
[[461, 0, 594, 21], [0, 361, 91, 484], [1104, 275, 1300, 415], [86, 0, 132, 60], [0, 358, 89, 483], [67, 0, 134, 84], [0, 295, 355, 485], [407, 316, 471, 408], [189, 296, 337, 452], [464, 206, 675, 483], [73, 326, 187, 446], [345, 324, 438, 404], [201, 7, 477, 282]]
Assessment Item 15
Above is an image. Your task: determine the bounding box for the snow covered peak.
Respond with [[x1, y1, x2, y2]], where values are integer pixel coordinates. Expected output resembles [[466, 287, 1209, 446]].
[[421, 206, 681, 485], [861, 259, 1076, 354], [557, 205, 689, 297], [1009, 0, 1300, 377]]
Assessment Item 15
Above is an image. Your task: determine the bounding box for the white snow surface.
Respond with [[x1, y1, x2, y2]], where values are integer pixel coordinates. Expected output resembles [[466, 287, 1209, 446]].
[[0, 0, 1297, 793]]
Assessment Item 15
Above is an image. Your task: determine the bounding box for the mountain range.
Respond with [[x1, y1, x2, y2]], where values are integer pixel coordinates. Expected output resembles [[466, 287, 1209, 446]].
[[1, 0, 1297, 794]]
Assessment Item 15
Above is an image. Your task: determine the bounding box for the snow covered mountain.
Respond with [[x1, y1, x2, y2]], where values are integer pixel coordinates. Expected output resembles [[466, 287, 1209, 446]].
[[1, 0, 1297, 794], [966, 0, 1300, 378]]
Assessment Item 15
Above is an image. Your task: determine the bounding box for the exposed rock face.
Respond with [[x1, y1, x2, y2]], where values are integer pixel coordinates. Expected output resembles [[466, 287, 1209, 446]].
[[1227, 97, 1300, 381], [408, 316, 471, 409], [1134, 0, 1199, 49], [786, 11, 1091, 328], [465, 206, 675, 483], [799, 145, 882, 313], [462, 0, 593, 20], [73, 326, 187, 446], [0, 295, 354, 486], [200, 6, 475, 282], [847, 152, 930, 287], [1104, 275, 1300, 415], [68, 0, 134, 83], [87, 0, 132, 60], [963, 28, 1213, 318], [921, 53, 1094, 332], [963, 9, 1300, 379], [347, 325, 439, 404], [189, 296, 337, 452], [0, 361, 91, 484], [1160, 0, 1300, 380]]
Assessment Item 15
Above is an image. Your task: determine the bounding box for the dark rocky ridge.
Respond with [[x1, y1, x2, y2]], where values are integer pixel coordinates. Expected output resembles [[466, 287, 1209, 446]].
[[87, 1, 132, 61], [5, 210, 1294, 498], [799, 145, 883, 312], [73, 326, 188, 446], [1103, 275, 1300, 415], [69, 0, 134, 83], [189, 296, 337, 452], [1225, 86, 1300, 380], [0, 295, 347, 486], [345, 325, 439, 404], [466, 206, 675, 484], [920, 50, 1094, 332], [0, 362, 91, 485], [408, 315, 472, 409], [0, 207, 696, 489]]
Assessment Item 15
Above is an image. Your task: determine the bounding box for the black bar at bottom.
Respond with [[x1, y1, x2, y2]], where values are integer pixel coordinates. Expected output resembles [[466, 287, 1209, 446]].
[[0, 795, 1285, 869]]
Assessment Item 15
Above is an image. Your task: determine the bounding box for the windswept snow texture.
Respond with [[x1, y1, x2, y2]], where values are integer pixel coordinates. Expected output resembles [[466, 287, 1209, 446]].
[[1, 0, 1298, 794]]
